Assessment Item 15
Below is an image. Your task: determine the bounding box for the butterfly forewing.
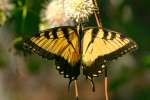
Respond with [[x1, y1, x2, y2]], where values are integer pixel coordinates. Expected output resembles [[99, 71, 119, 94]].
[[24, 26, 80, 80], [82, 28, 137, 79]]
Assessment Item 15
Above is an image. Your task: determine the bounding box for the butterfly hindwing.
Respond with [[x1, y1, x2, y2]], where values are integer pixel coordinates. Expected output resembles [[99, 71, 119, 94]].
[[24, 26, 80, 80], [82, 27, 137, 79]]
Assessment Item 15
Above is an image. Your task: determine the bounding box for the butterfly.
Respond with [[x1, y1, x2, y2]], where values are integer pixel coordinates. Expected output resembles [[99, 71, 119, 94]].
[[23, 24, 137, 91]]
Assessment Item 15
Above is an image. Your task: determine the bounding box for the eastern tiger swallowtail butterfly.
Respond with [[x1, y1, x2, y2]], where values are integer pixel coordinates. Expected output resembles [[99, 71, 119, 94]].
[[23, 25, 137, 91]]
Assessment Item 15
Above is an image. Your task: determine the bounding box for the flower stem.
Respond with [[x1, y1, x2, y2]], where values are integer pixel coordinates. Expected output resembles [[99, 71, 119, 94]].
[[105, 77, 109, 100], [104, 68, 109, 100], [74, 80, 79, 100], [92, 0, 103, 28]]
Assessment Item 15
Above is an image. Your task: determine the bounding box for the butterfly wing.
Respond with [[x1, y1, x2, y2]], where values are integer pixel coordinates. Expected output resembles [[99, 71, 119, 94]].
[[82, 27, 137, 80], [24, 26, 80, 80]]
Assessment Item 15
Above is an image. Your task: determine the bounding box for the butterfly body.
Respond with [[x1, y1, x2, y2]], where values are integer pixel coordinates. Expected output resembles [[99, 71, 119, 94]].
[[24, 25, 137, 83]]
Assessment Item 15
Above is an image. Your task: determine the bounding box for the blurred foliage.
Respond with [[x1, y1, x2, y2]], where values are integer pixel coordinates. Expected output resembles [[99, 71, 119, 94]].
[[143, 55, 150, 67], [0, 10, 7, 26], [27, 56, 41, 74], [0, 0, 150, 100], [12, 0, 47, 37], [0, 48, 7, 67], [134, 86, 150, 100]]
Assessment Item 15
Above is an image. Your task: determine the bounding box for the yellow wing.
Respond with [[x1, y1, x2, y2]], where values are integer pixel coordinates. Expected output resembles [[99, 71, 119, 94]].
[[24, 26, 80, 80], [82, 27, 137, 79]]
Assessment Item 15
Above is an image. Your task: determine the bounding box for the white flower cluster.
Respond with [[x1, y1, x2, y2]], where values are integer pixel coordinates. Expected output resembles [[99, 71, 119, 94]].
[[41, 0, 96, 28], [63, 0, 95, 22], [41, 0, 73, 29]]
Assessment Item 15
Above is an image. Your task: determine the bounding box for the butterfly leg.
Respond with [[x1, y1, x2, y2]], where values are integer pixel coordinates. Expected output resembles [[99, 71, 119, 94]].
[[67, 79, 72, 95], [85, 76, 96, 92], [91, 79, 96, 92]]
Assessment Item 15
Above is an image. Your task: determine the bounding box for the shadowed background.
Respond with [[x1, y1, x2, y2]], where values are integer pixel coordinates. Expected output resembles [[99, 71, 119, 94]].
[[0, 0, 150, 100]]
